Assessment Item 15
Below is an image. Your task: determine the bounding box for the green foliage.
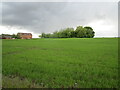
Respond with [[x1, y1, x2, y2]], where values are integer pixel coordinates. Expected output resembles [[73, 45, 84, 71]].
[[12, 34, 20, 39], [39, 35, 42, 38], [41, 33, 46, 38], [11, 34, 16, 38], [2, 38, 118, 88], [0, 34, 21, 39], [84, 26, 95, 38], [75, 26, 86, 38], [40, 26, 95, 38]]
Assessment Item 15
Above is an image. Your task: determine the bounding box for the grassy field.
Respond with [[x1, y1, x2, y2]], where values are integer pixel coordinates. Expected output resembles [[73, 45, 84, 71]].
[[2, 38, 118, 88]]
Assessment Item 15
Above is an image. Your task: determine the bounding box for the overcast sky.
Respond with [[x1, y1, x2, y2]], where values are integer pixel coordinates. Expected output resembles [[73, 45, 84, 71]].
[[0, 1, 118, 38]]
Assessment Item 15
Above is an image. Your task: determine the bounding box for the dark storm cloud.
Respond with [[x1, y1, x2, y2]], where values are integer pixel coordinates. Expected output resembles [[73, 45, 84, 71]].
[[2, 2, 117, 35], [2, 2, 69, 33]]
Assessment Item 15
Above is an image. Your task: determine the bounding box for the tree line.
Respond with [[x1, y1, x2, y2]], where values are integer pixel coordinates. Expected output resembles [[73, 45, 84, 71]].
[[0, 34, 20, 39], [39, 26, 95, 38]]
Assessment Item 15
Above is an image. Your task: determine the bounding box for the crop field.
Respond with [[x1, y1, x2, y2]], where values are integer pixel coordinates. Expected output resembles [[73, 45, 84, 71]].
[[2, 38, 118, 88]]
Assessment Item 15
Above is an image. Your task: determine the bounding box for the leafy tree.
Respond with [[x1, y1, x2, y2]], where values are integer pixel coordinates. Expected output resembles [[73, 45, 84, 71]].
[[84, 26, 95, 38], [39, 35, 42, 38], [41, 33, 46, 38], [45, 34, 51, 38], [71, 30, 76, 38], [75, 26, 86, 38], [39, 26, 95, 38], [16, 34, 21, 39], [12, 34, 19, 39]]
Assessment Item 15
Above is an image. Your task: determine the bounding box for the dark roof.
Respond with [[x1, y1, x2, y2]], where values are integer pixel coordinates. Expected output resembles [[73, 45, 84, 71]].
[[18, 33, 32, 34], [18, 33, 32, 35], [3, 35, 12, 37]]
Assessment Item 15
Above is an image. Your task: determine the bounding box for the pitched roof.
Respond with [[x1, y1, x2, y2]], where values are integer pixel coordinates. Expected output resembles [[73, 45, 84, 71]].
[[18, 33, 32, 35]]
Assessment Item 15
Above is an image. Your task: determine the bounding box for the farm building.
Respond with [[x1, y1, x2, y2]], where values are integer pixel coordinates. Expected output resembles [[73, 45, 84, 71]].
[[1, 34, 12, 39], [17, 33, 32, 39]]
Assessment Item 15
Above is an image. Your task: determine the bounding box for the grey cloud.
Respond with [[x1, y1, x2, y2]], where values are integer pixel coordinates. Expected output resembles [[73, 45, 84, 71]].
[[2, 2, 118, 36]]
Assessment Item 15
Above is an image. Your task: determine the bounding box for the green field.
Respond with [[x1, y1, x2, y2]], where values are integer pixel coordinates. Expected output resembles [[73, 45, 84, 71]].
[[2, 38, 118, 88]]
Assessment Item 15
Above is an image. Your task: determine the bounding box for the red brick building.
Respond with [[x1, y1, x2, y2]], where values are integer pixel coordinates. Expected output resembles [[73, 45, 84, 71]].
[[17, 33, 32, 39]]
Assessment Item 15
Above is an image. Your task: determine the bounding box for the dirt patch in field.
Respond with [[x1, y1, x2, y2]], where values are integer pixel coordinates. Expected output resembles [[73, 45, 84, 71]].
[[2, 75, 44, 88]]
